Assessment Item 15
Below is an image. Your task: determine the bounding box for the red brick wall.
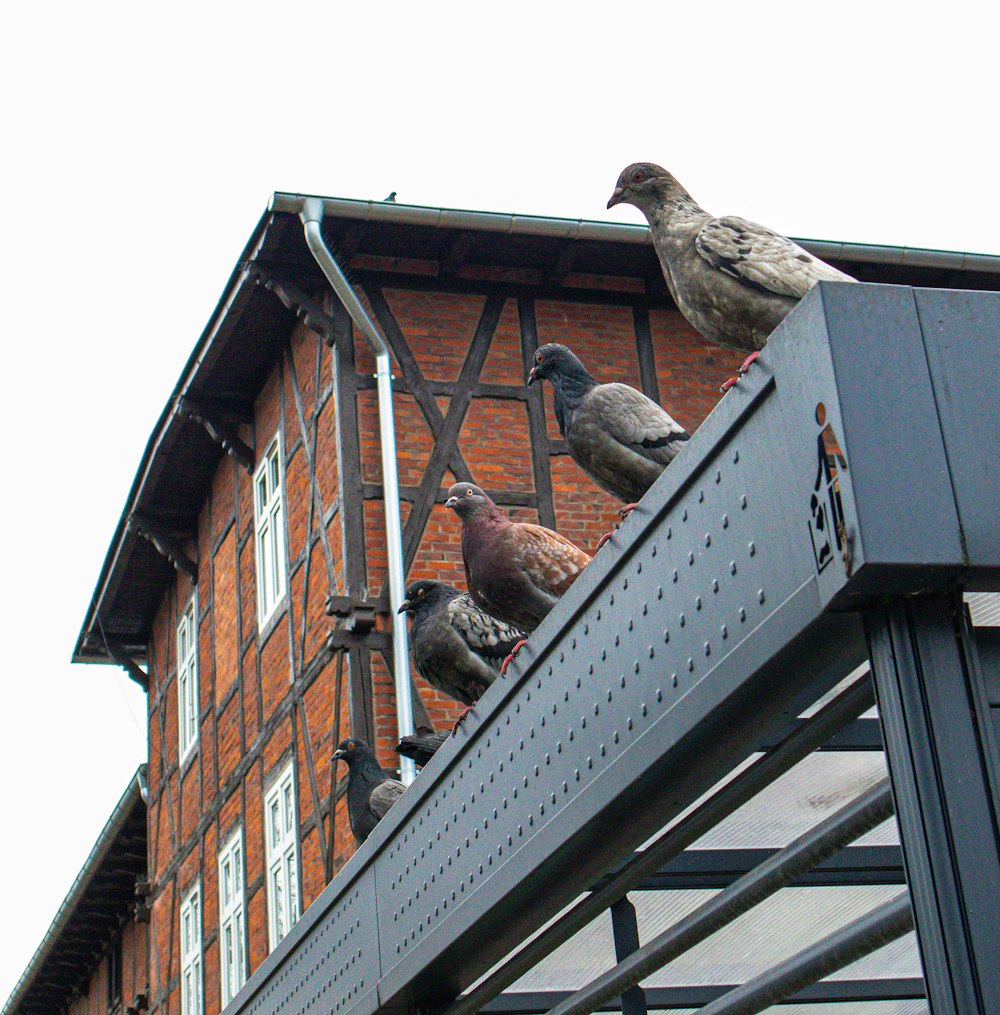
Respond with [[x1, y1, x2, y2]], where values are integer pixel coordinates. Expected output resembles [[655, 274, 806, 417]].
[[140, 277, 741, 1012]]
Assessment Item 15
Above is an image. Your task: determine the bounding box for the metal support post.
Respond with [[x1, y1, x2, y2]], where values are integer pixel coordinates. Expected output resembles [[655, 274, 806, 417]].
[[609, 898, 647, 1015], [865, 594, 1000, 1015]]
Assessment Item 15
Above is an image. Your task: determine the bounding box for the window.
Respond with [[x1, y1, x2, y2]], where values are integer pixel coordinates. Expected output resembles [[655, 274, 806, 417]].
[[253, 437, 287, 626], [177, 596, 199, 762], [107, 932, 121, 1010], [180, 883, 203, 1015], [218, 828, 247, 1006], [264, 763, 299, 949]]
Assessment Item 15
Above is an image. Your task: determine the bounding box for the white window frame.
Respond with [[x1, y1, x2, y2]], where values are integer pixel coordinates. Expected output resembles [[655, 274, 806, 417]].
[[177, 595, 199, 763], [253, 436, 287, 628], [180, 882, 203, 1015], [264, 762, 300, 950], [218, 827, 247, 1007]]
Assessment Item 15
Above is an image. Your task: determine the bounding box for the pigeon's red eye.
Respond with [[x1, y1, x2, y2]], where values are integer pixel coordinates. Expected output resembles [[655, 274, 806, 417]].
[[536, 353, 543, 364], [348, 741, 355, 750], [633, 170, 645, 183]]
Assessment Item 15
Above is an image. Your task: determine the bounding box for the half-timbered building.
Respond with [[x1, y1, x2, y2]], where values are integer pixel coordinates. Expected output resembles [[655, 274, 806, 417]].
[[7, 192, 999, 1015]]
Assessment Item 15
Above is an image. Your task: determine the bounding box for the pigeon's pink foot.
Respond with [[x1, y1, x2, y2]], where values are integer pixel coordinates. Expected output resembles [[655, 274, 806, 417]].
[[597, 503, 640, 549], [720, 351, 762, 393], [500, 639, 529, 675], [451, 701, 477, 736]]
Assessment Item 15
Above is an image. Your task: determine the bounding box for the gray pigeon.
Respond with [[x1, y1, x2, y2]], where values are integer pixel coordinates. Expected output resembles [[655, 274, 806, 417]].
[[399, 579, 525, 706], [396, 726, 449, 767], [445, 483, 591, 634], [384, 190, 397, 203], [332, 738, 405, 844], [527, 343, 689, 504], [608, 163, 856, 388]]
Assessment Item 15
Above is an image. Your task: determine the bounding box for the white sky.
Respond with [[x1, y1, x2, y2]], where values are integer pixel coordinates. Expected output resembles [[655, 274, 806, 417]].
[[1, 0, 995, 1002]]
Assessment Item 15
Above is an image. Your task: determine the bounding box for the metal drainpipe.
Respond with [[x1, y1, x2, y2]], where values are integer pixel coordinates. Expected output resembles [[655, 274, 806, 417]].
[[299, 197, 416, 784]]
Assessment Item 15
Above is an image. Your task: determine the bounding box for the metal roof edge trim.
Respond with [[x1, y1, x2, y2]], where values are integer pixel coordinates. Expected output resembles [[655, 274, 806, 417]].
[[269, 192, 1000, 273], [1, 765, 147, 1015]]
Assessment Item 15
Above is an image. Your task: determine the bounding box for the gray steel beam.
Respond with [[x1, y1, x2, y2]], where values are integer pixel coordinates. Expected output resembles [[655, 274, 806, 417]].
[[544, 781, 893, 1015], [696, 893, 914, 1015], [866, 596, 1000, 1015]]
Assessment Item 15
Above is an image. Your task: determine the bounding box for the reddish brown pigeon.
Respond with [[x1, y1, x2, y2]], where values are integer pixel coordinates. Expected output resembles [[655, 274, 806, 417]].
[[444, 483, 591, 634]]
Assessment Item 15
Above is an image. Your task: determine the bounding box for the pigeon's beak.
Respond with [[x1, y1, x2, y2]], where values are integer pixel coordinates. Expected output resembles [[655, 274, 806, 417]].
[[445, 495, 459, 509], [527, 366, 539, 386], [332, 748, 345, 760], [397, 599, 411, 615], [607, 188, 624, 209]]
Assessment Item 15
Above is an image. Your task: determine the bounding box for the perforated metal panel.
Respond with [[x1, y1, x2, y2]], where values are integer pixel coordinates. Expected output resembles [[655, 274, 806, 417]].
[[230, 867, 380, 1015]]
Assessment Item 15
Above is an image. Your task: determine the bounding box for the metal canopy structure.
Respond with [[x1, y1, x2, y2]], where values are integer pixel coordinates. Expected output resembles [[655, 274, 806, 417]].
[[215, 282, 999, 1014], [221, 284, 1000, 1015]]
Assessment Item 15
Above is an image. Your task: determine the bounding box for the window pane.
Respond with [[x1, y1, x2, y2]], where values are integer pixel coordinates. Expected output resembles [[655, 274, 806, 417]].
[[272, 867, 284, 940], [287, 851, 299, 923], [284, 782, 293, 833]]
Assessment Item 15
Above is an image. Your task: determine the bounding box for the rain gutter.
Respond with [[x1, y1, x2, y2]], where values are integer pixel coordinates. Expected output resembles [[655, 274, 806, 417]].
[[269, 193, 1000, 275], [292, 196, 416, 785]]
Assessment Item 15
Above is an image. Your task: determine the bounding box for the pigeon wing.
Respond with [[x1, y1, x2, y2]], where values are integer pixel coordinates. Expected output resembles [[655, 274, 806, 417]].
[[696, 216, 855, 300], [447, 593, 525, 664], [586, 384, 689, 466], [369, 779, 405, 820], [512, 523, 591, 597]]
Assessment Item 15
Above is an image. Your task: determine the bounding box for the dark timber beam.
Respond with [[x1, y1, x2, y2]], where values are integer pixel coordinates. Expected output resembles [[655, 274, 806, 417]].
[[250, 267, 337, 343], [518, 297, 556, 529], [129, 512, 197, 581], [395, 295, 505, 574], [331, 301, 376, 745], [101, 634, 149, 691], [364, 285, 475, 485], [177, 396, 254, 473]]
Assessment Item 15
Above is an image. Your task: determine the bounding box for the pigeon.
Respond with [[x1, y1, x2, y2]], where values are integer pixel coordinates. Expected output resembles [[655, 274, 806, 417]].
[[527, 343, 689, 504], [399, 579, 526, 705], [607, 163, 856, 390], [332, 738, 405, 844], [384, 190, 397, 203], [396, 726, 449, 767], [445, 483, 591, 635]]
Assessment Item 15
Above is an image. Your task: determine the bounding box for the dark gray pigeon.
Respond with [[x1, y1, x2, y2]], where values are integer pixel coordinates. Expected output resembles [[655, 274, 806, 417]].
[[445, 483, 591, 633], [396, 726, 449, 767], [608, 163, 856, 389], [527, 343, 689, 504], [384, 191, 397, 203], [333, 738, 405, 844], [399, 579, 525, 705]]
